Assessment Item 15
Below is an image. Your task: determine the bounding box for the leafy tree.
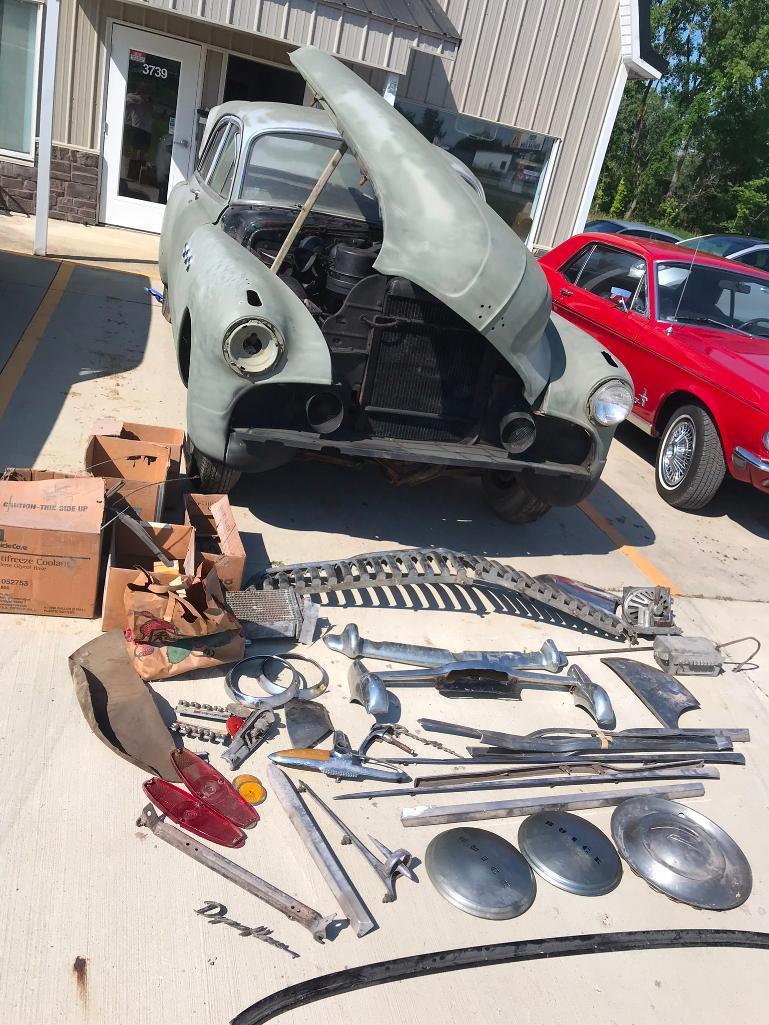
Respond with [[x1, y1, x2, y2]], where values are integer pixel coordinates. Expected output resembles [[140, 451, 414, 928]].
[[593, 0, 769, 236]]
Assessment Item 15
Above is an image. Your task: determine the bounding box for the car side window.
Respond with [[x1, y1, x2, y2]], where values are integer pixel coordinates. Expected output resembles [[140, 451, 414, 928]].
[[739, 249, 769, 271], [567, 243, 647, 306], [197, 121, 228, 181], [561, 245, 595, 283], [208, 125, 240, 197]]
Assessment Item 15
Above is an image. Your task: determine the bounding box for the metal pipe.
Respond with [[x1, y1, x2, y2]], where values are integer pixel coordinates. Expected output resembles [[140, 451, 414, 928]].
[[136, 804, 333, 942], [400, 782, 706, 827], [267, 766, 376, 937], [360, 751, 746, 766]]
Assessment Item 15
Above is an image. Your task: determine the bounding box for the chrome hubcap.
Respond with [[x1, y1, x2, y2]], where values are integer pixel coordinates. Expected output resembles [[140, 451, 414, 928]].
[[661, 417, 695, 487]]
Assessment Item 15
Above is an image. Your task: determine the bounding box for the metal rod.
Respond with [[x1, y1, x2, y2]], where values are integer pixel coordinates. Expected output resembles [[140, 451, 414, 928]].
[[267, 766, 376, 937], [400, 782, 706, 827], [270, 144, 348, 274], [362, 751, 746, 766], [334, 767, 718, 800], [136, 805, 333, 942]]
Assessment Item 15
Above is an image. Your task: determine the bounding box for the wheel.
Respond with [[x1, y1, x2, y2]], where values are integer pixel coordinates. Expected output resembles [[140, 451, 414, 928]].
[[655, 404, 725, 509], [191, 447, 242, 494], [481, 471, 552, 523]]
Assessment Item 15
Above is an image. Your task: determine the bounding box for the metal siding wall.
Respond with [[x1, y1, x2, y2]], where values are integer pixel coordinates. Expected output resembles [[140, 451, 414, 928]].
[[400, 0, 623, 247]]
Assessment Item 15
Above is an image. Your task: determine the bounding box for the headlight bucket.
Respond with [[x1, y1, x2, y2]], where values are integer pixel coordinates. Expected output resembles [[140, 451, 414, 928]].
[[588, 379, 634, 427], [223, 319, 283, 379]]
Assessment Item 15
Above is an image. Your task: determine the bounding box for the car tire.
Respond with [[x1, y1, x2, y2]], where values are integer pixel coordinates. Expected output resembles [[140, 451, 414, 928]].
[[655, 404, 725, 509], [481, 471, 552, 523], [191, 448, 242, 494]]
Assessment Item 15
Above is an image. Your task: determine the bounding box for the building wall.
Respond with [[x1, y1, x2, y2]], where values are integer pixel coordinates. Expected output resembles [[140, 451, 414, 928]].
[[400, 0, 623, 248], [47, 0, 622, 245]]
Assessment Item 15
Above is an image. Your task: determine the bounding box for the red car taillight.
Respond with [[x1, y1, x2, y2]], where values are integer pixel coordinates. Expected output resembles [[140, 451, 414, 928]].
[[143, 778, 247, 848], [171, 748, 260, 829]]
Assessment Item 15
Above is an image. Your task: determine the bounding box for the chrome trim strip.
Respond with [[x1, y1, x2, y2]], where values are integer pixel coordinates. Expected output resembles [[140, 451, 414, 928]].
[[628, 411, 654, 435], [733, 446, 769, 472]]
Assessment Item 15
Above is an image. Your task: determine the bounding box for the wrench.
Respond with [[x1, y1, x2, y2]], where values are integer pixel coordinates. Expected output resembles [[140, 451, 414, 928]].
[[325, 624, 567, 672]]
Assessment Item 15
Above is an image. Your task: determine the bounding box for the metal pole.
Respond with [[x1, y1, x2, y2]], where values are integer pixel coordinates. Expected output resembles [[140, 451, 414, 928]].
[[270, 144, 347, 275], [34, 0, 61, 256]]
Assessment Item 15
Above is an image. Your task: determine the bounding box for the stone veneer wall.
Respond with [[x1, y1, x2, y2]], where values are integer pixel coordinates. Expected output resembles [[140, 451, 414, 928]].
[[0, 144, 99, 225]]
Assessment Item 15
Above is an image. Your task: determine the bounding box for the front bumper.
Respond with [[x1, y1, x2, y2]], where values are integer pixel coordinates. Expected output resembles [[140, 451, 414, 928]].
[[733, 446, 769, 493]]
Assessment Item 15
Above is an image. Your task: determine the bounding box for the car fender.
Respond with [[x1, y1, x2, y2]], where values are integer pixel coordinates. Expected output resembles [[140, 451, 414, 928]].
[[180, 223, 333, 461], [536, 312, 632, 471]]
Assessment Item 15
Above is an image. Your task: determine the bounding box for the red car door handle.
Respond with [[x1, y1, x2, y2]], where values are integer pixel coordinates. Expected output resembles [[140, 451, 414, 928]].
[[559, 288, 573, 297]]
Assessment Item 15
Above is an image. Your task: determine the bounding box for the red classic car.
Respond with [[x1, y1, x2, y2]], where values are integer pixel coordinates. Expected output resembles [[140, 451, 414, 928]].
[[539, 233, 769, 509]]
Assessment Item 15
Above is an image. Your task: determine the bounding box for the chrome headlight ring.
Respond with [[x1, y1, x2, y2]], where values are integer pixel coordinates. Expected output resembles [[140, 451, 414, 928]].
[[223, 318, 284, 378], [587, 379, 634, 427]]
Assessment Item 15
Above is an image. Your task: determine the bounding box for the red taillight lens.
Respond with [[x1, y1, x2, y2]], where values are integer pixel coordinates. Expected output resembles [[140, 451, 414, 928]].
[[143, 779, 246, 848], [171, 748, 260, 829]]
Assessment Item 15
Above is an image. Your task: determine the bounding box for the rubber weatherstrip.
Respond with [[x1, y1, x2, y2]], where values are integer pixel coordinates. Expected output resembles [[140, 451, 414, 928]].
[[231, 929, 769, 1025]]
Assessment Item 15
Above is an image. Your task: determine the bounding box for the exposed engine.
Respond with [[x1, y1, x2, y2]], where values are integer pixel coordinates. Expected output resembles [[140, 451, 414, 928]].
[[221, 207, 591, 467]]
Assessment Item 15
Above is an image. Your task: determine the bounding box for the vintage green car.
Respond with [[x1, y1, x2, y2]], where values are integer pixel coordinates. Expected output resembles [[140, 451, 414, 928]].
[[159, 46, 633, 522]]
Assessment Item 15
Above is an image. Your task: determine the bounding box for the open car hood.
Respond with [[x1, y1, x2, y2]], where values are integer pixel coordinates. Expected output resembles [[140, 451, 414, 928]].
[[290, 47, 552, 402]]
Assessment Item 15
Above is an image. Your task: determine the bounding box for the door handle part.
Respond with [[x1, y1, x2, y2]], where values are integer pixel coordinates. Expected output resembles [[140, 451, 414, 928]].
[[560, 287, 574, 297]]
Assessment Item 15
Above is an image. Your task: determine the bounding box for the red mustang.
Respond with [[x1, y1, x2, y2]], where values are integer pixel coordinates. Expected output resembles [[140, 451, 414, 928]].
[[539, 234, 769, 509]]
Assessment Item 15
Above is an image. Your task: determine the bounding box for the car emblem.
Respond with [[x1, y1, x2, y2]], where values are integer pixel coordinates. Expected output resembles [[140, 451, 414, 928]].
[[182, 242, 193, 271]]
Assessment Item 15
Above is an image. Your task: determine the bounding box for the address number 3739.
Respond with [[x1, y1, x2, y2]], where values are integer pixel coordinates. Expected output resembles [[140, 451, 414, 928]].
[[142, 64, 168, 78]]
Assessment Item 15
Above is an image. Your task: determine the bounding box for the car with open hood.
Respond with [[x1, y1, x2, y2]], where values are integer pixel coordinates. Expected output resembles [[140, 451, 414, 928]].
[[159, 47, 633, 523]]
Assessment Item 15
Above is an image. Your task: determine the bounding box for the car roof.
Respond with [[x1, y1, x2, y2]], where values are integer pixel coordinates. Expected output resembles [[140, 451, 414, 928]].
[[587, 218, 673, 233], [207, 100, 337, 136], [681, 233, 769, 244], [576, 232, 769, 279]]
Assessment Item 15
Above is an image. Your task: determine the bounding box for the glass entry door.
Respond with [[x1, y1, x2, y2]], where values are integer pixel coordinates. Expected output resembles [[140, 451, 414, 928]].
[[102, 25, 201, 232]]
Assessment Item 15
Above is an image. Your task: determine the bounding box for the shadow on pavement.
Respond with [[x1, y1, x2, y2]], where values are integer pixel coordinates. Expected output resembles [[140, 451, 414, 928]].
[[233, 453, 656, 559], [0, 259, 151, 467], [615, 423, 769, 540]]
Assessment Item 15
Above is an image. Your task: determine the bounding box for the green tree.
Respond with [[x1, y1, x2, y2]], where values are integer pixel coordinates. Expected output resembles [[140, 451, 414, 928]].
[[594, 0, 769, 236]]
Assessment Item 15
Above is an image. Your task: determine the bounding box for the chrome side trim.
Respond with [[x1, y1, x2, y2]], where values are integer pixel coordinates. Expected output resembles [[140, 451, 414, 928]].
[[733, 446, 769, 472], [628, 411, 654, 435]]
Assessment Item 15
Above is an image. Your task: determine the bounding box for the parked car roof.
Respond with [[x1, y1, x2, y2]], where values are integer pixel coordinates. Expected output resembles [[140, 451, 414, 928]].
[[577, 231, 769, 279], [677, 233, 769, 257], [585, 218, 682, 242]]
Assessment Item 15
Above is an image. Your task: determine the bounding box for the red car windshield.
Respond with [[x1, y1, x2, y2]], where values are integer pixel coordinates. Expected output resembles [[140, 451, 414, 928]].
[[656, 261, 769, 338]]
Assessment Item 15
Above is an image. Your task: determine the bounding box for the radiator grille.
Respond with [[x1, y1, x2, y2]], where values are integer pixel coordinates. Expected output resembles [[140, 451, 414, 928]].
[[362, 287, 494, 441]]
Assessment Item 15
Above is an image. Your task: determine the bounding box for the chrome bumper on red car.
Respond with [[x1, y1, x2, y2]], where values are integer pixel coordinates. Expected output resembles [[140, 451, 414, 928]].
[[733, 446, 769, 492]]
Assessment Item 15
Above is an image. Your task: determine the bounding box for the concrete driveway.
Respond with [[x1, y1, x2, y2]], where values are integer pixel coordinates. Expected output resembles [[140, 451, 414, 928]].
[[0, 243, 767, 1025]]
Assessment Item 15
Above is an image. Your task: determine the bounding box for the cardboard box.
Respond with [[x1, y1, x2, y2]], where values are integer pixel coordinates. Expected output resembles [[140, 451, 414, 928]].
[[91, 419, 185, 479], [101, 519, 195, 632], [85, 435, 170, 523], [184, 493, 246, 591], [0, 472, 105, 618]]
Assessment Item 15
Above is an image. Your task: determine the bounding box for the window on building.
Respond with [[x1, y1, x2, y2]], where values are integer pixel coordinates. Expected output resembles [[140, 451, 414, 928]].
[[223, 55, 305, 105], [393, 99, 556, 241], [0, 0, 42, 158]]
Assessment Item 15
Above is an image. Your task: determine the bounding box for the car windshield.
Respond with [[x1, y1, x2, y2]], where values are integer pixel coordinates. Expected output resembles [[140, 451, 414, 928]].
[[656, 261, 769, 337], [239, 132, 380, 221], [678, 235, 761, 257]]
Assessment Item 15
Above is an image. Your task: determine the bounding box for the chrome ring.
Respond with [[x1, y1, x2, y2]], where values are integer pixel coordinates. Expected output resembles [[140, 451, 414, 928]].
[[225, 656, 301, 709], [660, 415, 696, 489], [258, 653, 329, 701]]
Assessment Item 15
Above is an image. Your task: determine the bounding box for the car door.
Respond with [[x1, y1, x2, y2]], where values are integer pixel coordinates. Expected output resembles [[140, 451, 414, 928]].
[[550, 242, 649, 393], [164, 117, 241, 326]]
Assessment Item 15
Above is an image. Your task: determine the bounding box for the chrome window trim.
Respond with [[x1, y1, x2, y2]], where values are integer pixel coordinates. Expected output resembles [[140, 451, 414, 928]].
[[196, 115, 243, 195]]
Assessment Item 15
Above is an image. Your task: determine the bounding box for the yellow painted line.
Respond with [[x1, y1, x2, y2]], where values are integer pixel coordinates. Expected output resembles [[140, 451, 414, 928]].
[[0, 247, 159, 279], [0, 260, 75, 420], [579, 499, 682, 595]]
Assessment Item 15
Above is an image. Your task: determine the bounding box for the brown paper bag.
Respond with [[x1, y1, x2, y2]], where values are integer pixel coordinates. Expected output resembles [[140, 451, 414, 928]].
[[126, 628, 245, 682], [124, 565, 239, 644]]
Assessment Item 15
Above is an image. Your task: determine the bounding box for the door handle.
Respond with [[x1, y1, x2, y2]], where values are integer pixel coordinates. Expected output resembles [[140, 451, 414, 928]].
[[175, 138, 191, 149], [559, 288, 573, 297]]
